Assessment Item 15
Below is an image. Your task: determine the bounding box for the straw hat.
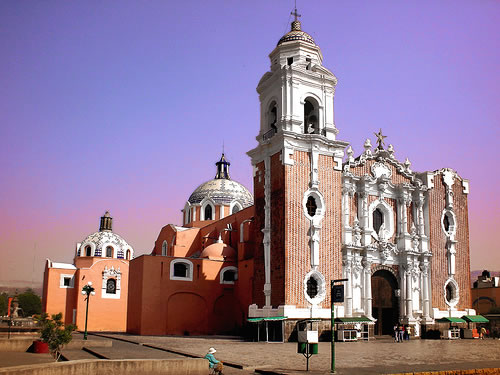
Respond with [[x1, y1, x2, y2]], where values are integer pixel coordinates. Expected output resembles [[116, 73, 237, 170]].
[[208, 347, 216, 354]]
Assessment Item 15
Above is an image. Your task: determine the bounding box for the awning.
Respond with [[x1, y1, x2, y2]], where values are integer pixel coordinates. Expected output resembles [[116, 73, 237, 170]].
[[462, 315, 489, 323], [335, 316, 373, 323], [247, 316, 287, 322], [436, 317, 466, 323]]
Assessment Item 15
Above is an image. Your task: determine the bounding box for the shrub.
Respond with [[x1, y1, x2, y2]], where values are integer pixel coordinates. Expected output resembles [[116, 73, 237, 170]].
[[36, 313, 76, 361]]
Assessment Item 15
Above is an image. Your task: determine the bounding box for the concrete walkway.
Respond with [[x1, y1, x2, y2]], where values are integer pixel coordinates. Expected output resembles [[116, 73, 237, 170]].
[[93, 333, 500, 374], [1, 333, 500, 374]]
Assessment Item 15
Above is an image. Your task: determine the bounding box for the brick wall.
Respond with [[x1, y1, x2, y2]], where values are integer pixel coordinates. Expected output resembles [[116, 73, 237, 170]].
[[428, 173, 471, 310]]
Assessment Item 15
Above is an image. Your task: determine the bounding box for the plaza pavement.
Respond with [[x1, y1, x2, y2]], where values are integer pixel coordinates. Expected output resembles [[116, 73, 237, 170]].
[[1, 332, 500, 374], [91, 333, 500, 374]]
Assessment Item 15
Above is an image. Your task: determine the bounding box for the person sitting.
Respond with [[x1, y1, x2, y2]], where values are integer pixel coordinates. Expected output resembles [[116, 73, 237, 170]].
[[205, 347, 223, 374]]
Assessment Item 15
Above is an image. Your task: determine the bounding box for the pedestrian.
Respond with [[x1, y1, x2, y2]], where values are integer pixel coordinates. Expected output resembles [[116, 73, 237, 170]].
[[480, 327, 486, 340], [406, 325, 411, 340], [205, 347, 223, 374], [398, 325, 404, 342], [394, 325, 399, 342]]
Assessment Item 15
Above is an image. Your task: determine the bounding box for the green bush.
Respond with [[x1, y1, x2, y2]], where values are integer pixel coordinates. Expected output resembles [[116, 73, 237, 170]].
[[37, 313, 77, 361]]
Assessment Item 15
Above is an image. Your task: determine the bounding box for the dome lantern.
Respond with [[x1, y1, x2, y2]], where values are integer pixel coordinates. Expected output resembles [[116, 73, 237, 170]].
[[99, 211, 113, 232], [215, 153, 231, 180]]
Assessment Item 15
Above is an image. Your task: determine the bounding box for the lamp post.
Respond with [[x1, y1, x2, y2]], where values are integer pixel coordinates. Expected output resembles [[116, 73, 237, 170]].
[[81, 282, 95, 340], [331, 278, 348, 374]]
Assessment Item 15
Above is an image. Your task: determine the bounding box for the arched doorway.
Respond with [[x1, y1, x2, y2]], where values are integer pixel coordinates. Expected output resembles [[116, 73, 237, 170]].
[[371, 269, 399, 336]]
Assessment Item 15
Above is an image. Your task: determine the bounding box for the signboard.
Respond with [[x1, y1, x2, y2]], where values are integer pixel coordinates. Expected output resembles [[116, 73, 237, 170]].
[[332, 285, 344, 303]]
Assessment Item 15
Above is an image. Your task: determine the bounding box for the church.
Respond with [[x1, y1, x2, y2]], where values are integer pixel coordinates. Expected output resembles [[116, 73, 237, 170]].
[[43, 14, 474, 340]]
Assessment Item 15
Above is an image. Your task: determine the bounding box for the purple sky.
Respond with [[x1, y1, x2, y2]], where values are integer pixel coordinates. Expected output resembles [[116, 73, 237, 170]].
[[1, 1, 499, 285]]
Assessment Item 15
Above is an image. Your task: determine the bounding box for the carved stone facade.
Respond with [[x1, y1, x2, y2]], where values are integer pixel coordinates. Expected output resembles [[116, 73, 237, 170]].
[[247, 16, 473, 338]]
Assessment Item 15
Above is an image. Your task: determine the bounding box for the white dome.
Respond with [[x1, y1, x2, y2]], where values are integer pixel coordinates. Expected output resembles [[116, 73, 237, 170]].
[[188, 178, 253, 207], [78, 212, 134, 259], [187, 154, 253, 208]]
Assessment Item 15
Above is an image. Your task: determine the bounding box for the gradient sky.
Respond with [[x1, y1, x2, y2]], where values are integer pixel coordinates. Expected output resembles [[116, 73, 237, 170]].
[[1, 0, 499, 285]]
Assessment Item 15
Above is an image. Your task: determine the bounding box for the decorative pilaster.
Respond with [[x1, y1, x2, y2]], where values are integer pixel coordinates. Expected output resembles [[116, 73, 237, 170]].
[[343, 256, 353, 317], [420, 262, 431, 321], [404, 263, 413, 320], [263, 156, 272, 307]]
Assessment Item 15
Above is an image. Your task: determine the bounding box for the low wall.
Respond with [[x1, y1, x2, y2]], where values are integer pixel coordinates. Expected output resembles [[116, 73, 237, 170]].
[[0, 359, 207, 375], [0, 339, 33, 352], [0, 338, 112, 352]]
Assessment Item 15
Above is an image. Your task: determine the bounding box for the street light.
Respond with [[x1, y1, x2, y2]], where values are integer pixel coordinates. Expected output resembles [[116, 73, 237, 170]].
[[81, 282, 95, 340], [331, 278, 348, 374]]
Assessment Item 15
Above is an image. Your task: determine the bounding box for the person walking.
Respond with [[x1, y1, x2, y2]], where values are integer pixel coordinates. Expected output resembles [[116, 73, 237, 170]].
[[394, 325, 399, 342], [398, 325, 404, 342]]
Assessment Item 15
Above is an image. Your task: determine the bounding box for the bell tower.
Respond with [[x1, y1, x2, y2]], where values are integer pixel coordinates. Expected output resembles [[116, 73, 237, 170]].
[[248, 13, 349, 325]]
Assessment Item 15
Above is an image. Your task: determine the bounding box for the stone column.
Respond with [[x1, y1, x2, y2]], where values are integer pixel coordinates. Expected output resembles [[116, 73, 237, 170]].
[[399, 269, 406, 318], [405, 263, 413, 320], [363, 260, 373, 319], [343, 257, 353, 317], [421, 262, 430, 320]]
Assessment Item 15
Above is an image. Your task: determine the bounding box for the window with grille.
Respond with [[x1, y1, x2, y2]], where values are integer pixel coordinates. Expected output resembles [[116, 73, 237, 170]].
[[106, 279, 116, 294], [306, 277, 318, 299]]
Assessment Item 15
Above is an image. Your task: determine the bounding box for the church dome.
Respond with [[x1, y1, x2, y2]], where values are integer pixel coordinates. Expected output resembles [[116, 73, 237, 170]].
[[78, 212, 134, 259], [200, 242, 236, 261], [187, 154, 253, 207], [277, 20, 315, 46], [188, 178, 253, 206]]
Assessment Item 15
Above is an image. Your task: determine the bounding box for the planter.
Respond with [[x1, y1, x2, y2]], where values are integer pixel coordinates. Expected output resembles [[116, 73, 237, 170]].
[[33, 340, 49, 353]]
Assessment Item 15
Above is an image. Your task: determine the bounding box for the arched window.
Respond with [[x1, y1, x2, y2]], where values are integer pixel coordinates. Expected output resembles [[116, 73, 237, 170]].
[[174, 263, 188, 278], [126, 250, 131, 260], [220, 266, 238, 284], [306, 196, 317, 217], [304, 99, 318, 134], [445, 284, 453, 303], [106, 246, 113, 258], [170, 259, 193, 281], [306, 276, 318, 299], [85, 246, 91, 257], [204, 204, 213, 220], [232, 205, 240, 215], [106, 279, 116, 294], [269, 103, 277, 132], [223, 270, 236, 282], [162, 241, 167, 256], [373, 208, 384, 235], [443, 214, 450, 232]]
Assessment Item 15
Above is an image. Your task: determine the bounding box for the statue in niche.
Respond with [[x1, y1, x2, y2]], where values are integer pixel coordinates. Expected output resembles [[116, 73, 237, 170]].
[[352, 217, 362, 246]]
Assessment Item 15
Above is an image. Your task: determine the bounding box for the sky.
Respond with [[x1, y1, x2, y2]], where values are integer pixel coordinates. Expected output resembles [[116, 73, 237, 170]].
[[0, 0, 499, 285]]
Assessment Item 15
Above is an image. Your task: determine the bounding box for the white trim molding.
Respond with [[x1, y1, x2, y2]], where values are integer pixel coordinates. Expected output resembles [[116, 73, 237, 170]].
[[59, 274, 75, 288], [170, 259, 194, 281]]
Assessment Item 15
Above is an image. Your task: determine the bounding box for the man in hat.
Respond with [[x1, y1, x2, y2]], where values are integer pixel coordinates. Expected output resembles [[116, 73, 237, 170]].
[[205, 347, 223, 374]]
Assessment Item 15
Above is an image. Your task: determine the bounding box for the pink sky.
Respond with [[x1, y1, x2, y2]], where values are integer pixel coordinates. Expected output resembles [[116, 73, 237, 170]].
[[1, 1, 499, 284]]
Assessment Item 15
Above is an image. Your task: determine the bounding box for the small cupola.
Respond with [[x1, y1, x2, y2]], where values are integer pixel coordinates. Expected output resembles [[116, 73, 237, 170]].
[[215, 154, 231, 179], [99, 211, 113, 232]]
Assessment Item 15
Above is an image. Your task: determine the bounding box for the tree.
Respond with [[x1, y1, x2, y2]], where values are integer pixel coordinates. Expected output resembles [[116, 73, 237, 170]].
[[37, 313, 76, 361], [0, 293, 8, 316], [18, 289, 42, 316]]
